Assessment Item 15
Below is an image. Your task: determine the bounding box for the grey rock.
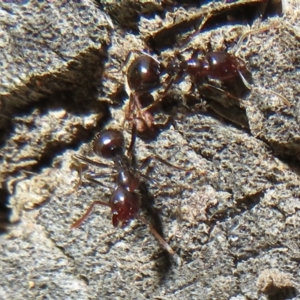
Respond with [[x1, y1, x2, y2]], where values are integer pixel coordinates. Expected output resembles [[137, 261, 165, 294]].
[[1, 1, 300, 300]]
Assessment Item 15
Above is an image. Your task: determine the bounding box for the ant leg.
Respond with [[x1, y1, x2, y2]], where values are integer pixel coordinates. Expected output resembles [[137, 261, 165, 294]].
[[155, 115, 178, 132], [148, 154, 189, 170], [178, 12, 214, 51], [178, 0, 270, 51], [122, 91, 137, 128], [126, 78, 176, 134], [140, 172, 194, 193], [237, 70, 291, 106], [72, 154, 114, 190], [139, 173, 160, 185], [203, 73, 290, 108], [202, 83, 245, 107], [72, 155, 86, 190], [127, 116, 137, 158], [125, 92, 157, 135], [71, 200, 111, 229], [125, 93, 145, 125], [74, 154, 113, 169], [137, 215, 174, 255], [140, 152, 195, 172], [141, 75, 175, 113], [83, 172, 116, 190], [76, 166, 83, 190], [209, 100, 250, 129]]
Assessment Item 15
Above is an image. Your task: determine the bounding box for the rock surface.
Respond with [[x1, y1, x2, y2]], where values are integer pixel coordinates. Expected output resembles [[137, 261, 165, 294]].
[[1, 1, 300, 299]]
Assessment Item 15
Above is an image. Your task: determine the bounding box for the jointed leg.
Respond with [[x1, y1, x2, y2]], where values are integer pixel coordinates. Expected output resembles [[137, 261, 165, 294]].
[[137, 215, 174, 255], [71, 200, 111, 228]]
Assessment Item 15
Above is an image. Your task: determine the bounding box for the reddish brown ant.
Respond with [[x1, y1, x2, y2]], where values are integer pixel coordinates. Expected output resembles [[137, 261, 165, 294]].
[[177, 24, 290, 110], [124, 54, 161, 135], [71, 128, 176, 255], [123, 53, 175, 137]]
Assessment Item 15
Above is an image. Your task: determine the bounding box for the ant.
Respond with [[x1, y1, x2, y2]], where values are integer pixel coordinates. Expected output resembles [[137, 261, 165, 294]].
[[122, 25, 290, 134], [71, 128, 176, 255], [123, 53, 175, 137]]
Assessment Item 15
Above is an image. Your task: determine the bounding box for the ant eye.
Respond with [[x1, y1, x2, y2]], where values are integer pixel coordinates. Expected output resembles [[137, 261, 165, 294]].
[[93, 129, 125, 158], [127, 55, 161, 93]]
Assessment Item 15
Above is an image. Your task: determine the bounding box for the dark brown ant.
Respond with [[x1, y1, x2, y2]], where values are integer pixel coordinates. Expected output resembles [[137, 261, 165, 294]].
[[184, 51, 247, 85], [166, 26, 290, 107], [177, 50, 254, 110], [123, 25, 289, 133], [123, 53, 175, 137], [71, 128, 175, 255], [124, 54, 161, 135]]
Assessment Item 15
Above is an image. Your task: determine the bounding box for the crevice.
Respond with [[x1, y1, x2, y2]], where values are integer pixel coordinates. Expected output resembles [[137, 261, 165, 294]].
[[0, 188, 11, 234]]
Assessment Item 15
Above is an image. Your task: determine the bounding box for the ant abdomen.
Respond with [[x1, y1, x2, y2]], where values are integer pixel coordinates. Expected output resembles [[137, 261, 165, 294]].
[[110, 186, 141, 228], [127, 55, 161, 94], [93, 129, 125, 159]]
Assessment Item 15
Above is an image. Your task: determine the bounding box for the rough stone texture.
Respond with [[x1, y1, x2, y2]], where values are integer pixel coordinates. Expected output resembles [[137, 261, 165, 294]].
[[0, 0, 111, 187], [1, 0, 300, 300]]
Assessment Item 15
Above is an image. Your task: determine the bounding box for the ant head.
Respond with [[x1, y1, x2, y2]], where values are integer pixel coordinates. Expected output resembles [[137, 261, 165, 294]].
[[127, 55, 161, 94], [93, 129, 125, 159]]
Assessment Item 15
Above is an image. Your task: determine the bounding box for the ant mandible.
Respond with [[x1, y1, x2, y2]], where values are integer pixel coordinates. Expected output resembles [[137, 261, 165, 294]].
[[122, 24, 290, 134], [71, 128, 175, 255]]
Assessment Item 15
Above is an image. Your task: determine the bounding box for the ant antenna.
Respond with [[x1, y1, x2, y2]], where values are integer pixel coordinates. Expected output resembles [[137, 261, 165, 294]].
[[234, 22, 291, 106], [238, 64, 291, 107], [235, 22, 280, 56]]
